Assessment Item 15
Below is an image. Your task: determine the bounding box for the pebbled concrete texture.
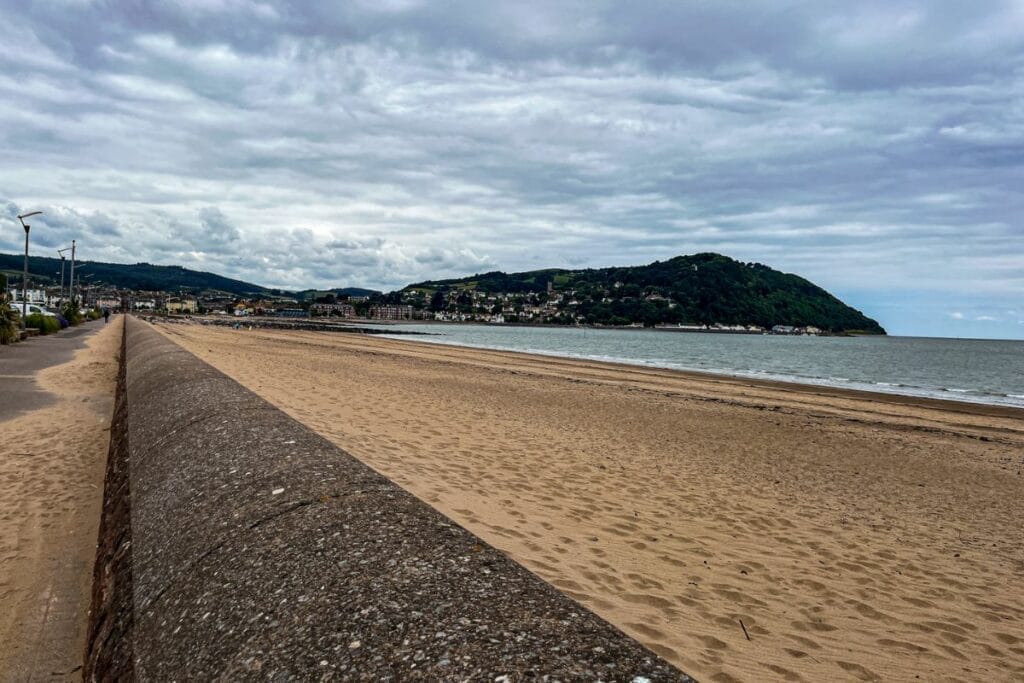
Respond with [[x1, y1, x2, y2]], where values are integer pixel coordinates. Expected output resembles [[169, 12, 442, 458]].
[[84, 320, 134, 679], [87, 317, 693, 681]]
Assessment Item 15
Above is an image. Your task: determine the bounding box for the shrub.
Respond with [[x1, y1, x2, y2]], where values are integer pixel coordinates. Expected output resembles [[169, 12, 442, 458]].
[[25, 313, 61, 335], [87, 308, 102, 321], [0, 273, 18, 344], [0, 309, 17, 344], [61, 301, 84, 325]]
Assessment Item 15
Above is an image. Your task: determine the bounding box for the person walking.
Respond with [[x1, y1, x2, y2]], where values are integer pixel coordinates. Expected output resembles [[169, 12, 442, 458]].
[[103, 308, 110, 324]]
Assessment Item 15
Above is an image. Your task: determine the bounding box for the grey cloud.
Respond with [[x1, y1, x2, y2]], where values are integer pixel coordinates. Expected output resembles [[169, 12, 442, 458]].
[[0, 199, 125, 253], [0, 1, 1021, 337], [196, 207, 241, 251]]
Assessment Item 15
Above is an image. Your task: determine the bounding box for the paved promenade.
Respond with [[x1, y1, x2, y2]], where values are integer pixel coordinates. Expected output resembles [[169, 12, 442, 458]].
[[0, 323, 104, 421]]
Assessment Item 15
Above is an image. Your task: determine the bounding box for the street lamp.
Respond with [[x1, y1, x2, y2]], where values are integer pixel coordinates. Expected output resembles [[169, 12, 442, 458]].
[[79, 273, 94, 309], [58, 247, 70, 303], [16, 211, 42, 326]]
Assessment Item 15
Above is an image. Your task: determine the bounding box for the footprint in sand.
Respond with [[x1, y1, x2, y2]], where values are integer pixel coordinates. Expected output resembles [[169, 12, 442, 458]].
[[836, 660, 880, 681]]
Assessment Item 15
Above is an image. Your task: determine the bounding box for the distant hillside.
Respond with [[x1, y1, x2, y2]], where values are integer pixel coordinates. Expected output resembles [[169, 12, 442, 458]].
[[0, 253, 271, 296], [407, 253, 885, 334], [296, 287, 381, 300]]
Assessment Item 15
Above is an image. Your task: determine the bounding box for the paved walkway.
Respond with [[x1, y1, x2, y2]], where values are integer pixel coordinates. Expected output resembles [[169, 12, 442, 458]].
[[0, 323, 104, 421]]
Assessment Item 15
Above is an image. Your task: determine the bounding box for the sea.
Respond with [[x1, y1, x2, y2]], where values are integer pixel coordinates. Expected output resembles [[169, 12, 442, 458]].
[[375, 323, 1024, 410]]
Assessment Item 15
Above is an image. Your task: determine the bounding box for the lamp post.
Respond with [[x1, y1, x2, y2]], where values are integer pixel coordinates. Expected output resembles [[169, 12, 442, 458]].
[[16, 211, 42, 326], [74, 265, 89, 303], [79, 273, 94, 310], [69, 239, 76, 309], [58, 247, 70, 303]]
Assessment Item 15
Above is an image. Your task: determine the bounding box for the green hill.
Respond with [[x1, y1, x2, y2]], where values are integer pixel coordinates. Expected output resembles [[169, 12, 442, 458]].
[[0, 253, 271, 296], [295, 287, 381, 300], [406, 253, 885, 334]]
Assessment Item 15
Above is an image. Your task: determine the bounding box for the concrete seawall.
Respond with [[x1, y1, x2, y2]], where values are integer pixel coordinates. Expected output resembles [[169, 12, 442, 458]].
[[84, 316, 692, 680]]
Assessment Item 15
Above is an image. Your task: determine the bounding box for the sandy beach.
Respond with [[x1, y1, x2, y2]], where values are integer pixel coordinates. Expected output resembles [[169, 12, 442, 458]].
[[0, 319, 121, 678], [159, 321, 1024, 682]]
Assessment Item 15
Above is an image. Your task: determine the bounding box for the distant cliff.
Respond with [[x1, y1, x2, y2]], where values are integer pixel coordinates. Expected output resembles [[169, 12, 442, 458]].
[[406, 253, 886, 334]]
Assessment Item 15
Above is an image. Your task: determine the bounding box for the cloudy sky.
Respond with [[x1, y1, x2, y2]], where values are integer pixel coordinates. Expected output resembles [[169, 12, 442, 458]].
[[1, 1, 1021, 338]]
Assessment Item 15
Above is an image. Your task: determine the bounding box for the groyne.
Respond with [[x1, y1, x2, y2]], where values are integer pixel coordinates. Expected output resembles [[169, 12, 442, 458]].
[[84, 316, 692, 680]]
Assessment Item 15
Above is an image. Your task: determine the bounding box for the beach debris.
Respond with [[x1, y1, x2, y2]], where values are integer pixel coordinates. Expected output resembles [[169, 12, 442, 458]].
[[632, 676, 653, 683], [272, 487, 285, 495], [349, 640, 361, 649], [49, 665, 83, 676], [739, 619, 751, 641]]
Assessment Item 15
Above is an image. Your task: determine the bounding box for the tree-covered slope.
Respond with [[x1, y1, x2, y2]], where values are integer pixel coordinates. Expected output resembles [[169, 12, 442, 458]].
[[0, 253, 271, 295], [295, 287, 381, 300], [408, 253, 885, 333]]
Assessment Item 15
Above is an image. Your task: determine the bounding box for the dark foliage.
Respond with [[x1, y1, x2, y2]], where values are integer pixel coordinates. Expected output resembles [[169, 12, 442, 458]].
[[25, 312, 61, 334], [408, 253, 885, 333], [0, 272, 18, 343], [0, 254, 270, 296], [295, 287, 381, 300]]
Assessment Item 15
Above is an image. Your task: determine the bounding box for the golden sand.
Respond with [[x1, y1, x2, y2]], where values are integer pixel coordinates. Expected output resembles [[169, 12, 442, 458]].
[[160, 322, 1024, 682], [0, 318, 121, 674]]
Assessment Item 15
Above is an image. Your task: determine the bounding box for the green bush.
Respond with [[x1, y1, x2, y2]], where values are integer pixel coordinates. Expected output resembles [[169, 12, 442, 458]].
[[0, 273, 18, 344], [25, 312, 61, 335], [87, 308, 102, 320], [62, 301, 84, 325], [0, 318, 17, 343]]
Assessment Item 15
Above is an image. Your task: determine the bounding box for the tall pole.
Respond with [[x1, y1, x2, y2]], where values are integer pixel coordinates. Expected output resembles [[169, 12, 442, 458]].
[[22, 224, 29, 322], [58, 252, 67, 302], [69, 239, 76, 308], [16, 211, 42, 326]]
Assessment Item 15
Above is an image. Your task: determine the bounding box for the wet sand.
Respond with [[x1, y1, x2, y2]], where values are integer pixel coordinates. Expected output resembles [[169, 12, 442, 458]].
[[159, 321, 1024, 682], [0, 318, 122, 678]]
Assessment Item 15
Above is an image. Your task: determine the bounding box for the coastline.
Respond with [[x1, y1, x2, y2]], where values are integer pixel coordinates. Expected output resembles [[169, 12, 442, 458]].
[[156, 321, 1024, 682], [374, 330, 1024, 419], [177, 315, 1024, 412]]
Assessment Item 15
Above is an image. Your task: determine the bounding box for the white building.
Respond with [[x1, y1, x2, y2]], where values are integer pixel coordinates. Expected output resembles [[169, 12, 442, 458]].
[[6, 287, 47, 303]]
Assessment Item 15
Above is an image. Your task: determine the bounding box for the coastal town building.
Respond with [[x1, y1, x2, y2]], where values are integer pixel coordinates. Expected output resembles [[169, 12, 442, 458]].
[[95, 297, 121, 310], [311, 302, 356, 317], [370, 305, 414, 320], [167, 298, 199, 314], [4, 287, 48, 304]]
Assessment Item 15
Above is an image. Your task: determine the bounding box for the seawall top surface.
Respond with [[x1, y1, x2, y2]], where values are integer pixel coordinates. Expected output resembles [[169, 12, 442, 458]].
[[123, 317, 692, 681]]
